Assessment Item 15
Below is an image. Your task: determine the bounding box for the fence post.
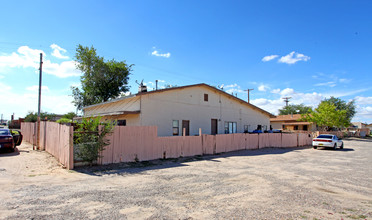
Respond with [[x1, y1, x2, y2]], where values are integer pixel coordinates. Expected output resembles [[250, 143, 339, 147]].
[[199, 128, 202, 136], [68, 125, 74, 170]]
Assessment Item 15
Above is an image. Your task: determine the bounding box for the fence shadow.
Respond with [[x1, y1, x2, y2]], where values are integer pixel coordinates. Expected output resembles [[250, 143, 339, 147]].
[[74, 146, 312, 176]]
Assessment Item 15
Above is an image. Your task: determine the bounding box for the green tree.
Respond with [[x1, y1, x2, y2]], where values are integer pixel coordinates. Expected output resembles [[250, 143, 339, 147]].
[[278, 104, 312, 115], [325, 97, 356, 122], [63, 112, 77, 120], [24, 112, 57, 122], [302, 98, 355, 131], [71, 45, 133, 110]]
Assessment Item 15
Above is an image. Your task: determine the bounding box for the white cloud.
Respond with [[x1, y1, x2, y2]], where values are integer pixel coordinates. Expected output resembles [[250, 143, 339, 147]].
[[251, 88, 323, 115], [225, 83, 244, 94], [353, 106, 372, 123], [357, 106, 372, 116], [324, 88, 370, 98], [261, 55, 278, 62], [0, 46, 81, 78], [339, 78, 351, 83], [0, 82, 76, 120], [278, 51, 310, 64], [50, 44, 69, 59], [144, 80, 169, 91], [43, 60, 81, 78], [314, 81, 336, 87], [271, 88, 281, 94], [355, 96, 372, 105], [258, 84, 270, 92], [26, 85, 50, 92], [0, 46, 44, 69], [248, 86, 371, 123], [0, 82, 12, 91], [251, 98, 285, 114], [280, 88, 295, 96], [151, 50, 171, 58]]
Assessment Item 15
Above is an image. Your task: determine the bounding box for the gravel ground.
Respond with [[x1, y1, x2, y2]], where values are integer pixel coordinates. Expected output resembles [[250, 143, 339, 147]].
[[1, 138, 371, 219]]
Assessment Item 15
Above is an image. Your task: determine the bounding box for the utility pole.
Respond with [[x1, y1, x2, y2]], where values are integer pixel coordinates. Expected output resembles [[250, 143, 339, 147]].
[[244, 89, 254, 103], [283, 97, 291, 106], [36, 53, 43, 150]]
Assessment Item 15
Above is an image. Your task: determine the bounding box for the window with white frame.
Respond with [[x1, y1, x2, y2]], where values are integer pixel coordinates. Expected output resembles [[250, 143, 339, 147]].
[[244, 125, 250, 133], [172, 120, 179, 136], [224, 121, 237, 134]]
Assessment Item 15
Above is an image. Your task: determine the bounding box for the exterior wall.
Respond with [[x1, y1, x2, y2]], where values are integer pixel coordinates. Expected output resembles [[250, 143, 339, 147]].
[[351, 122, 366, 129], [100, 114, 140, 125], [140, 86, 270, 136], [271, 121, 317, 131], [271, 121, 283, 130]]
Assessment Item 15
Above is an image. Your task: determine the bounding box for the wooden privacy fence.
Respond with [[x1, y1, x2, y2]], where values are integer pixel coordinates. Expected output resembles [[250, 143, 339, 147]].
[[21, 123, 313, 169], [21, 122, 74, 169], [98, 126, 313, 165]]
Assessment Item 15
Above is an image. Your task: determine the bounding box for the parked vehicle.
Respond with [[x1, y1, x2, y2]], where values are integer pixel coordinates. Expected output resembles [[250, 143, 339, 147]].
[[0, 128, 15, 152], [312, 134, 343, 150], [11, 130, 23, 146]]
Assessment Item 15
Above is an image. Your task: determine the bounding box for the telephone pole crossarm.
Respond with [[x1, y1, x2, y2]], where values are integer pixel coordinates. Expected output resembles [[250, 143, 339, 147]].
[[282, 97, 292, 106], [244, 89, 254, 103]]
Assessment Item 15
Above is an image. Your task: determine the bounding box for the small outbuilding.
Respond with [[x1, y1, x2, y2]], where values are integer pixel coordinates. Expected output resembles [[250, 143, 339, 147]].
[[270, 114, 316, 132]]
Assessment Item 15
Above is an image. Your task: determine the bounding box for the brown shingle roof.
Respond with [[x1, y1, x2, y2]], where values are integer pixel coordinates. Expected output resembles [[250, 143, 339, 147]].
[[270, 114, 303, 122], [282, 122, 312, 125]]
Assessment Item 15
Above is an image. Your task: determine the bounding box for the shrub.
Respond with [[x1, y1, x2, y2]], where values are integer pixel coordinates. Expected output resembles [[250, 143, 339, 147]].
[[74, 117, 115, 165], [56, 118, 73, 124]]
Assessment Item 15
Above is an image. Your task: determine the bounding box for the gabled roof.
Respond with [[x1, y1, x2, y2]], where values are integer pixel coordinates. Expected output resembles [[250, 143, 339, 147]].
[[83, 83, 275, 118]]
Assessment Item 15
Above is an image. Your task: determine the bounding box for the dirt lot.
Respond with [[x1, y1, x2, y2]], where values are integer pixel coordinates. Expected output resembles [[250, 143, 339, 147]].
[[1, 138, 371, 219]]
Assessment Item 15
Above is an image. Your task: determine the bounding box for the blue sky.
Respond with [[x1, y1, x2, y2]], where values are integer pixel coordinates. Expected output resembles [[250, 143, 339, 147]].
[[0, 1, 371, 123]]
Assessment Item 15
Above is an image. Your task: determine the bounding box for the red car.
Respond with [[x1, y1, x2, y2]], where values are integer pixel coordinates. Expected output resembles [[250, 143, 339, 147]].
[[0, 128, 16, 152]]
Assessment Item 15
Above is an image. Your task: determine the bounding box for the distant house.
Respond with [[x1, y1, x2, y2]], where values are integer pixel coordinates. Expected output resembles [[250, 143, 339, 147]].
[[366, 123, 372, 130], [83, 83, 274, 136], [350, 122, 367, 129], [270, 114, 316, 132]]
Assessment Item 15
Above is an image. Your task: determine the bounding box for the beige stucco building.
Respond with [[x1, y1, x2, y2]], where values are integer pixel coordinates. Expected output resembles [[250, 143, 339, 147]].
[[270, 114, 317, 132], [83, 83, 274, 136]]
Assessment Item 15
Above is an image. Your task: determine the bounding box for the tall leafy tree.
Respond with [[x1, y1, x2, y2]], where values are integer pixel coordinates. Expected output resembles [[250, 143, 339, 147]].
[[325, 97, 356, 122], [278, 104, 312, 115], [302, 97, 356, 131], [24, 112, 57, 122], [71, 45, 132, 110], [63, 112, 77, 120]]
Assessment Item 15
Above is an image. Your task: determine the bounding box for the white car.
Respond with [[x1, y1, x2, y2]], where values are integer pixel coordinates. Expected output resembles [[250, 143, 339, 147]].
[[312, 134, 344, 150]]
